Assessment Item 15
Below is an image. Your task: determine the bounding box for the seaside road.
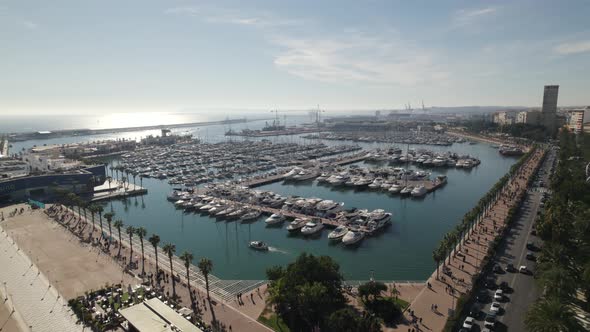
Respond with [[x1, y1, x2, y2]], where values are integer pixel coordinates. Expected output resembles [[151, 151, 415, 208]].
[[491, 149, 554, 330], [389, 148, 544, 332]]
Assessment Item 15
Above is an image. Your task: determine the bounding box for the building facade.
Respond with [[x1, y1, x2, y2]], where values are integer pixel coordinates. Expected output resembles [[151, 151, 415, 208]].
[[568, 110, 585, 133], [516, 110, 543, 125], [541, 85, 559, 131]]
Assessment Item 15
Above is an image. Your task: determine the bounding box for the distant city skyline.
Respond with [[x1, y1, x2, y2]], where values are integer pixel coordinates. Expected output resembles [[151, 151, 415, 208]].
[[1, 0, 589, 114]]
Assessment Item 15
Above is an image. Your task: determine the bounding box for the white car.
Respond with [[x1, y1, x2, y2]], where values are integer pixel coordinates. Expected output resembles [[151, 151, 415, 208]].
[[494, 289, 503, 300], [463, 316, 475, 330], [490, 301, 501, 313], [519, 265, 529, 274]]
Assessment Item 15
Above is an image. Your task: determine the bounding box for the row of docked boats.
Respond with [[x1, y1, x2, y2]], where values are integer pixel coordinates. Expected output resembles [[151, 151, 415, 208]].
[[313, 165, 447, 197], [113, 140, 362, 187], [365, 148, 481, 169], [301, 131, 465, 146]]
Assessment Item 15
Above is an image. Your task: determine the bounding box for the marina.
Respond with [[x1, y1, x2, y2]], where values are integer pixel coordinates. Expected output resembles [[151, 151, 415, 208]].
[[2, 119, 521, 281], [302, 130, 468, 146], [115, 140, 362, 187]]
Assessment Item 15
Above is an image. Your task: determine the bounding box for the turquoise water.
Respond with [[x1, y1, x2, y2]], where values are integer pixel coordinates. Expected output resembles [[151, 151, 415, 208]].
[[103, 142, 517, 281]]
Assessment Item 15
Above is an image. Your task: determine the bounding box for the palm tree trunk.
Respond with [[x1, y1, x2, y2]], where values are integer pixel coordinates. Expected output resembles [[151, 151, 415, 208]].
[[140, 240, 145, 276], [117, 230, 122, 257], [205, 274, 210, 301], [169, 257, 176, 298], [185, 266, 191, 295], [154, 247, 159, 276]]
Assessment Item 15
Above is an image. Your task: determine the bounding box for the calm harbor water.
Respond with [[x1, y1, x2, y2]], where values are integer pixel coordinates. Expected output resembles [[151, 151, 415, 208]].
[[4, 115, 518, 281], [104, 142, 516, 281]]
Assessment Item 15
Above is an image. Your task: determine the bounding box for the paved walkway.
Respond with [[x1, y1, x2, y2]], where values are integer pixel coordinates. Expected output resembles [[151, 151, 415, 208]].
[[392, 148, 544, 332], [0, 228, 83, 332], [51, 206, 271, 332]]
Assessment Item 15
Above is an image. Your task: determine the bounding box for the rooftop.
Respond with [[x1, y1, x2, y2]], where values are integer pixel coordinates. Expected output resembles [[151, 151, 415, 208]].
[[119, 298, 202, 332]]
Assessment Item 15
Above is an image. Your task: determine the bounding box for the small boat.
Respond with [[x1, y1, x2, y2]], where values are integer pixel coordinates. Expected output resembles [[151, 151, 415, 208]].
[[388, 183, 403, 194], [287, 218, 309, 233], [240, 210, 262, 222], [411, 185, 427, 197], [249, 241, 269, 251], [265, 213, 286, 226], [400, 186, 414, 196], [301, 221, 324, 235], [342, 230, 365, 245], [328, 225, 349, 241]]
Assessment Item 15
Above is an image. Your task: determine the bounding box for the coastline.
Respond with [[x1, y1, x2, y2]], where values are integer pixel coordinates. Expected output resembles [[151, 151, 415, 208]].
[[4, 118, 256, 142]]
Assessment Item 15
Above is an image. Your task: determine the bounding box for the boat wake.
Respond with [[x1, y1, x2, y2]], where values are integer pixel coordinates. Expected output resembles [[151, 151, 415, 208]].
[[268, 247, 288, 254]]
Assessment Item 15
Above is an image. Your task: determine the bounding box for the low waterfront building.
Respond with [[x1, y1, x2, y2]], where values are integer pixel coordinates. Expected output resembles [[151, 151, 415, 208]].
[[119, 298, 202, 332], [0, 145, 106, 203]]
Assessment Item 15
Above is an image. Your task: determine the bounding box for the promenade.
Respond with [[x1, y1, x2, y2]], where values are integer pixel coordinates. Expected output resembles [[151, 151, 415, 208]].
[[45, 205, 272, 332], [391, 148, 544, 332], [0, 224, 83, 332]]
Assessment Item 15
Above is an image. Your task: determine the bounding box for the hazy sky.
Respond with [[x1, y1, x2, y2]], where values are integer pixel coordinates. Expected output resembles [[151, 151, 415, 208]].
[[1, 0, 589, 114]]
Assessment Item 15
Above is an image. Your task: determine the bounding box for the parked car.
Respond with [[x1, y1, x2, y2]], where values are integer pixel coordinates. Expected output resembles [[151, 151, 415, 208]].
[[463, 317, 475, 330], [490, 302, 501, 313], [493, 264, 504, 274], [484, 313, 497, 328], [526, 252, 536, 261], [526, 241, 536, 250], [494, 289, 503, 301], [499, 281, 510, 291], [519, 265, 530, 274], [484, 279, 497, 290], [506, 263, 516, 272], [476, 291, 491, 303]]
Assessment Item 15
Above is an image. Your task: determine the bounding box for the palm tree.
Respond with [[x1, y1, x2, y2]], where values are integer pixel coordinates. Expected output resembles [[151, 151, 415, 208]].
[[126, 226, 135, 263], [163, 243, 177, 298], [525, 297, 582, 332], [87, 204, 97, 229], [96, 205, 104, 232], [104, 212, 114, 235], [179, 251, 194, 298], [149, 234, 161, 278], [113, 219, 124, 257], [198, 258, 213, 302], [135, 227, 147, 276], [81, 201, 88, 223]]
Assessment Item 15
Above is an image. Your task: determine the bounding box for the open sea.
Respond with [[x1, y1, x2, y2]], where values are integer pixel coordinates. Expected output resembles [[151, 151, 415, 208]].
[[2, 112, 518, 281]]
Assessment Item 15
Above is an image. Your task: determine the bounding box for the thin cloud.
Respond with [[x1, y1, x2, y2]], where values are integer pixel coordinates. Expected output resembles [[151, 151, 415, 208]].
[[165, 5, 301, 28], [21, 20, 38, 30], [165, 7, 200, 16], [554, 40, 590, 55], [272, 33, 449, 86], [453, 7, 497, 27]]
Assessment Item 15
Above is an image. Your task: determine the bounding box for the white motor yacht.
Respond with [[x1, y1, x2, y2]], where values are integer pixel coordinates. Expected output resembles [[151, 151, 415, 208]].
[[265, 213, 285, 225], [342, 230, 365, 245], [388, 183, 403, 194], [316, 200, 344, 215], [411, 185, 427, 197], [400, 186, 414, 196], [287, 218, 309, 233], [301, 221, 324, 235], [249, 241, 269, 251], [328, 225, 349, 241]]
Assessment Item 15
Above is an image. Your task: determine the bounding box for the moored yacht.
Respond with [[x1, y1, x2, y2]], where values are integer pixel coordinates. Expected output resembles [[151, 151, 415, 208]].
[[265, 213, 286, 226], [342, 230, 365, 245], [400, 186, 414, 196], [411, 185, 427, 197], [301, 221, 324, 235], [287, 217, 309, 233], [328, 225, 349, 241]]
